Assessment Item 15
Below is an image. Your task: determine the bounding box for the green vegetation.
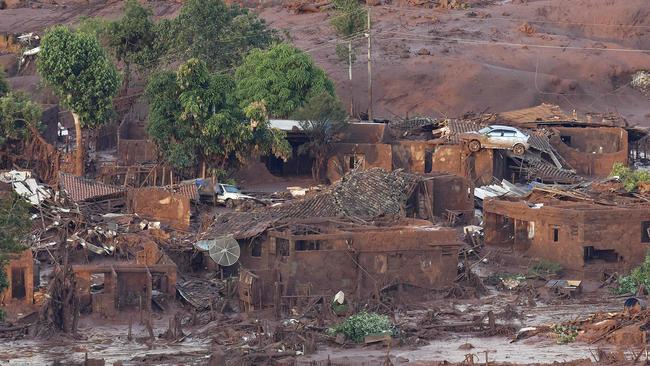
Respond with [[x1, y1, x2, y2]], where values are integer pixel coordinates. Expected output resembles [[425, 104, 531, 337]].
[[0, 70, 8, 97], [292, 92, 348, 181], [527, 260, 563, 278], [162, 0, 275, 72], [550, 324, 578, 344], [330, 0, 367, 38], [104, 0, 162, 89], [611, 162, 650, 192], [330, 0, 366, 65], [0, 193, 31, 320], [0, 72, 42, 148], [146, 58, 290, 172], [328, 311, 394, 343], [0, 92, 42, 147], [614, 251, 650, 295], [234, 43, 336, 118], [37, 25, 120, 176]]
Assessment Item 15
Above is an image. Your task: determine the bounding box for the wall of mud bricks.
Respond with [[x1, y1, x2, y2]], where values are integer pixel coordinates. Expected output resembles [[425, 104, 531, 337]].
[[0, 250, 33, 306], [484, 199, 650, 275], [326, 143, 392, 182], [240, 225, 461, 306], [551, 127, 628, 176], [391, 140, 428, 173], [128, 188, 191, 230], [431, 144, 499, 185]]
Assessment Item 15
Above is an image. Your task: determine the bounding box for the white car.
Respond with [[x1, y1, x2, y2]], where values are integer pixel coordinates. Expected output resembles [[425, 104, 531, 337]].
[[459, 125, 530, 156], [216, 184, 254, 207]]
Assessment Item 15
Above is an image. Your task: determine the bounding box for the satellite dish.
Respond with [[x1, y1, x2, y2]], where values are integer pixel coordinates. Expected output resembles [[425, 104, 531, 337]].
[[209, 235, 240, 266]]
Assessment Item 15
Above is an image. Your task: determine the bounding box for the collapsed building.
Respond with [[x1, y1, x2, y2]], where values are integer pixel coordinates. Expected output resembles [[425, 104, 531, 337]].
[[266, 104, 640, 188], [483, 183, 650, 276], [200, 168, 472, 311], [73, 242, 177, 317], [391, 104, 636, 185]]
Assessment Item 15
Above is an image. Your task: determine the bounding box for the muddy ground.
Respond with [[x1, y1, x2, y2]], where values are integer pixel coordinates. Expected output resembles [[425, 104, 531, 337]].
[[0, 1, 649, 364], [0, 251, 641, 365], [1, 0, 648, 124]]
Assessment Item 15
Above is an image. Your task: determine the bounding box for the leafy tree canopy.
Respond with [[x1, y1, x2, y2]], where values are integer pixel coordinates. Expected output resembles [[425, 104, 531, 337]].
[[146, 58, 290, 171], [105, 0, 162, 72], [331, 0, 367, 37], [235, 43, 336, 118], [0, 92, 42, 147], [162, 0, 275, 72], [37, 25, 120, 128], [292, 93, 347, 180]]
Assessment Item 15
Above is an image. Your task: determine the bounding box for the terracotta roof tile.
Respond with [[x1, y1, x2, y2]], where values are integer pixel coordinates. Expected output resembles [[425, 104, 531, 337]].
[[59, 173, 126, 202], [205, 168, 422, 240]]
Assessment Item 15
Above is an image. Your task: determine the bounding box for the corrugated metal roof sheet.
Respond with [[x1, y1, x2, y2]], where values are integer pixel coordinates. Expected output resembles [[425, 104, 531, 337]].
[[59, 173, 126, 203], [513, 155, 580, 184]]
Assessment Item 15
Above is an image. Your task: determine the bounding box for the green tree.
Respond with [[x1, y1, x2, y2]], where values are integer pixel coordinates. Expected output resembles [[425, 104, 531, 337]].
[[0, 192, 30, 320], [331, 0, 366, 65], [235, 43, 336, 118], [37, 26, 120, 176], [104, 0, 161, 90], [0, 92, 42, 147], [331, 0, 367, 37], [292, 92, 347, 181], [163, 0, 275, 72], [0, 70, 9, 97], [146, 58, 289, 173], [76, 16, 110, 42]]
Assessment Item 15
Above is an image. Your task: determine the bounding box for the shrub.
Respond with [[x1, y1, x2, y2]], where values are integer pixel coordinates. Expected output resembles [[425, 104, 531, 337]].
[[611, 162, 650, 192], [614, 251, 650, 294], [328, 311, 394, 343], [550, 324, 578, 344], [528, 260, 563, 278]]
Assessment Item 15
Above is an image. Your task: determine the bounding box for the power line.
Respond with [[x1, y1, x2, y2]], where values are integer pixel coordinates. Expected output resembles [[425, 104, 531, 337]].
[[378, 5, 650, 29], [373, 30, 650, 54]]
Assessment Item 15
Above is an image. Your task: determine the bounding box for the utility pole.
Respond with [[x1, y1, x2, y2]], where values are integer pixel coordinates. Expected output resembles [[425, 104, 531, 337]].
[[349, 40, 353, 116], [366, 7, 373, 122]]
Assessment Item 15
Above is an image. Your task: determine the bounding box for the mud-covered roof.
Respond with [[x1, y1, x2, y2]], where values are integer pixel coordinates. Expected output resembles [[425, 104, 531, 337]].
[[59, 173, 126, 203], [131, 183, 200, 201], [203, 168, 422, 240], [497, 104, 572, 124]]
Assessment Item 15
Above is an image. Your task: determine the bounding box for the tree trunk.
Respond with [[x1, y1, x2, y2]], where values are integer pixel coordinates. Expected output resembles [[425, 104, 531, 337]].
[[123, 62, 131, 95], [72, 112, 84, 176], [313, 153, 323, 183]]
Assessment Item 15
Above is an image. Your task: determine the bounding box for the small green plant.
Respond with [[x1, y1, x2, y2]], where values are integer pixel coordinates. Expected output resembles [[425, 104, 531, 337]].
[[550, 324, 578, 344], [614, 250, 650, 294], [328, 311, 394, 343], [611, 162, 650, 192], [528, 260, 563, 278]]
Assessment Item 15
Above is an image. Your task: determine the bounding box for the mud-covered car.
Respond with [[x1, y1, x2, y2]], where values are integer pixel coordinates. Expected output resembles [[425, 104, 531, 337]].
[[459, 125, 530, 156]]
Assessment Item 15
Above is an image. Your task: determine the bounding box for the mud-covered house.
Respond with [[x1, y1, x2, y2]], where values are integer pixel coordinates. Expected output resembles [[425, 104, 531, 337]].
[[72, 242, 177, 317], [483, 187, 650, 276], [239, 218, 461, 312], [200, 168, 470, 311], [388, 104, 638, 186]]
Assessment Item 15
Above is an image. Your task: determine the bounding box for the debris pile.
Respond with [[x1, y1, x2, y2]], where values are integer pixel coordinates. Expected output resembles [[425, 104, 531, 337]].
[[516, 309, 650, 348]]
